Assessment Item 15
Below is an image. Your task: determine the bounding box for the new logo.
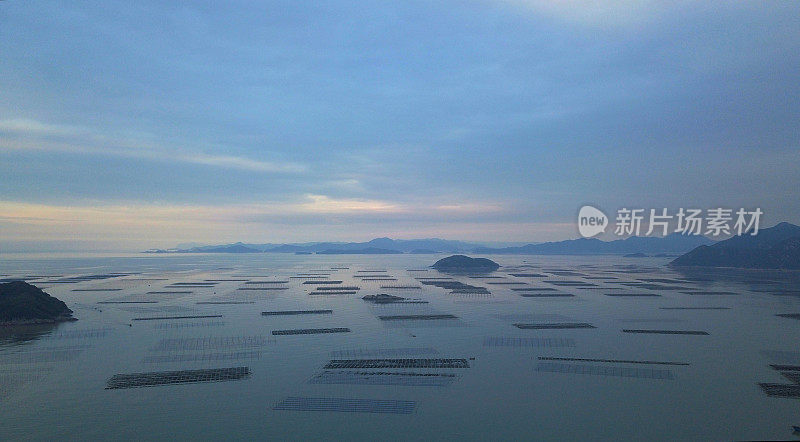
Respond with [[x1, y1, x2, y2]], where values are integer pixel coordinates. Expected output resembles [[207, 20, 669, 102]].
[[578, 205, 608, 238]]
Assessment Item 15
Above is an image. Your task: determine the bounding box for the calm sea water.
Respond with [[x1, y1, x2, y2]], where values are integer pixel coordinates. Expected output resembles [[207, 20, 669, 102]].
[[1, 253, 799, 441]]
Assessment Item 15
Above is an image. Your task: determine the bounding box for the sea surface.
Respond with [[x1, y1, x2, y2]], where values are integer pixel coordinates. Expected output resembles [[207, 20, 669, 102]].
[[1, 253, 799, 441]]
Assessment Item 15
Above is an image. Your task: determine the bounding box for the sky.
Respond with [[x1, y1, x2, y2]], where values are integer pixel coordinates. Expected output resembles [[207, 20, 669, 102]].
[[1, 1, 799, 251]]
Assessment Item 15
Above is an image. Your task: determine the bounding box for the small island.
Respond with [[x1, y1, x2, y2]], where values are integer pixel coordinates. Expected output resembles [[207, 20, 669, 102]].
[[431, 255, 500, 272], [0, 281, 76, 325]]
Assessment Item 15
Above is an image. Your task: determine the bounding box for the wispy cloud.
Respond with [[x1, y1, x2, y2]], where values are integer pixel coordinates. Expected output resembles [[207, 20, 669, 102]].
[[0, 195, 512, 247], [0, 118, 307, 174], [0, 196, 568, 251]]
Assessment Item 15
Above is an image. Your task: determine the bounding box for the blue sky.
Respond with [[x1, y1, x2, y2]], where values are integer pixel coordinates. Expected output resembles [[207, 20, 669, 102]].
[[1, 1, 798, 251]]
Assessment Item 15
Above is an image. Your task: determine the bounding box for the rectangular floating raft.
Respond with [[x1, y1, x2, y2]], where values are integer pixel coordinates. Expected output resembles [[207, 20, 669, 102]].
[[142, 351, 262, 364], [237, 287, 289, 291], [776, 313, 800, 320], [482, 337, 576, 348], [151, 336, 272, 351], [324, 358, 470, 369], [758, 383, 800, 398], [261, 310, 333, 316], [272, 396, 416, 414], [272, 328, 350, 335], [308, 291, 357, 295], [622, 329, 709, 335], [98, 301, 158, 304], [538, 356, 689, 366], [682, 291, 739, 296], [512, 287, 559, 291], [147, 291, 193, 294], [514, 323, 595, 329], [105, 366, 250, 389], [132, 315, 223, 321], [313, 286, 361, 290], [377, 314, 458, 321], [73, 289, 123, 292], [770, 365, 800, 371], [308, 371, 457, 387], [535, 362, 674, 380], [330, 347, 439, 358]]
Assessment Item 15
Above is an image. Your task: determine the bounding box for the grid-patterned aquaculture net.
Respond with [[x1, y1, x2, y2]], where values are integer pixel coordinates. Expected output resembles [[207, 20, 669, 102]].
[[776, 313, 800, 320], [51, 328, 113, 339], [622, 329, 709, 335], [262, 310, 333, 316], [106, 292, 193, 303], [330, 347, 439, 358], [153, 321, 226, 329], [105, 366, 251, 389], [237, 287, 289, 291], [273, 396, 416, 414], [758, 383, 800, 398], [512, 287, 560, 291], [780, 372, 800, 384], [538, 357, 689, 366], [378, 314, 458, 321], [196, 301, 254, 304], [151, 336, 274, 351], [756, 361, 800, 398], [324, 358, 470, 369], [133, 315, 222, 321], [514, 323, 595, 329], [312, 286, 361, 290], [682, 291, 739, 296], [0, 367, 55, 398], [492, 313, 571, 321], [308, 371, 458, 387], [0, 348, 85, 365], [98, 301, 159, 304], [272, 328, 350, 335], [770, 364, 800, 371], [142, 351, 263, 364], [535, 362, 675, 380], [309, 291, 358, 295], [482, 337, 576, 348], [119, 306, 198, 314], [73, 288, 123, 292], [546, 281, 597, 287]]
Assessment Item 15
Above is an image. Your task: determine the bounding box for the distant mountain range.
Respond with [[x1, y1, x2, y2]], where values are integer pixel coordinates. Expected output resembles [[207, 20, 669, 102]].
[[474, 233, 713, 255], [671, 222, 800, 269], [146, 234, 714, 255]]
